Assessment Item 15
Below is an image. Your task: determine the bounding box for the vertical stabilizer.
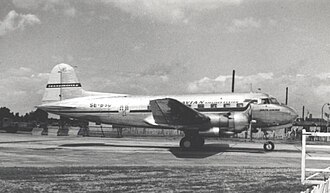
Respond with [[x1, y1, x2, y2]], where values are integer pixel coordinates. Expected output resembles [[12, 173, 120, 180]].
[[42, 63, 84, 103]]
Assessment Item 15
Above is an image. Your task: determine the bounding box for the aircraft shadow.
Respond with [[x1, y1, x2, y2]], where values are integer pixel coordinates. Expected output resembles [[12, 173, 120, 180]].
[[169, 144, 266, 158], [59, 143, 281, 158]]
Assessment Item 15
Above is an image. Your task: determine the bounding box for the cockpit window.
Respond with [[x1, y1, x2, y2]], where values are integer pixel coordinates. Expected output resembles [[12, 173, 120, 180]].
[[270, 98, 280, 104], [261, 98, 270, 104], [244, 99, 258, 103], [261, 98, 280, 104]]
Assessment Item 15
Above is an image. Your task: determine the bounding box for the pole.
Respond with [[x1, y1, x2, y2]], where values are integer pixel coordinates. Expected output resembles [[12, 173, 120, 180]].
[[302, 106, 305, 120], [249, 121, 253, 142], [285, 87, 288, 105], [231, 70, 235, 93], [301, 129, 306, 184], [59, 70, 63, 101]]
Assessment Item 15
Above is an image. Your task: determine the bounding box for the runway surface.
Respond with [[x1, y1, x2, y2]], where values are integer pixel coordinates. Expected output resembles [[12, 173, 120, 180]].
[[0, 133, 317, 192]]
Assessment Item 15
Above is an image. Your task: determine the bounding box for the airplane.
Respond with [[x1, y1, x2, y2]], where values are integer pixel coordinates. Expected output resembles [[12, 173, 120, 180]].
[[37, 63, 298, 151]]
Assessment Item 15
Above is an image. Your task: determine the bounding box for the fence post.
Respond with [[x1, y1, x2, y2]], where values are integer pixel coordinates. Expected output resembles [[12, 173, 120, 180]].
[[302, 129, 306, 184]]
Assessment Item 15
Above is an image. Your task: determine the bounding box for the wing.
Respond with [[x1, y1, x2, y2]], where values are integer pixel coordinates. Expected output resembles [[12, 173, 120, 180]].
[[149, 98, 210, 127]]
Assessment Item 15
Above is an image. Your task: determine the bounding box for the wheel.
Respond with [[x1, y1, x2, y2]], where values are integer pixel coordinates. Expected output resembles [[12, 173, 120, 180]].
[[192, 136, 204, 148], [180, 136, 205, 149], [263, 141, 275, 151], [180, 137, 192, 148]]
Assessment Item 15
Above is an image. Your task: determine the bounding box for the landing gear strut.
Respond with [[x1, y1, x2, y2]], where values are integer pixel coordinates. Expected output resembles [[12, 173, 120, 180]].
[[179, 134, 205, 149]]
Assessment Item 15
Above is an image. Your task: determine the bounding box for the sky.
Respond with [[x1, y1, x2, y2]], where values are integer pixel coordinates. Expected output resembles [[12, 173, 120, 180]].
[[0, 0, 330, 117]]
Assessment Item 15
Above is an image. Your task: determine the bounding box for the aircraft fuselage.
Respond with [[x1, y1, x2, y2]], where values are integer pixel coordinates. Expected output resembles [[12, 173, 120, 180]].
[[39, 92, 298, 133]]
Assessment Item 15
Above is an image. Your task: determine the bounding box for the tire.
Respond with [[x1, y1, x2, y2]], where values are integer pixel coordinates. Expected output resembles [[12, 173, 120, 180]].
[[180, 137, 192, 148], [263, 141, 275, 151]]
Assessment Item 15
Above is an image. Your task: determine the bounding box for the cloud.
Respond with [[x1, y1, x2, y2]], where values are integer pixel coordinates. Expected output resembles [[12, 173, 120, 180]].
[[188, 72, 274, 93], [12, 0, 42, 9], [316, 73, 330, 80], [186, 71, 330, 116], [227, 17, 261, 33], [0, 10, 40, 36], [51, 55, 75, 63], [0, 66, 49, 113], [12, 0, 242, 22], [141, 62, 187, 77], [64, 7, 76, 17], [314, 85, 330, 97], [84, 61, 190, 95], [99, 0, 242, 24], [12, 0, 76, 17]]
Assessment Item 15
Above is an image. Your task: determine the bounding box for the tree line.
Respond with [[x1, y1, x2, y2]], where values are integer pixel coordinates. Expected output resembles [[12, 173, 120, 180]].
[[0, 107, 48, 123]]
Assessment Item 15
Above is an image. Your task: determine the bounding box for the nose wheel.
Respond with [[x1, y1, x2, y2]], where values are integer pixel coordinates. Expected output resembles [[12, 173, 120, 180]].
[[263, 141, 275, 151]]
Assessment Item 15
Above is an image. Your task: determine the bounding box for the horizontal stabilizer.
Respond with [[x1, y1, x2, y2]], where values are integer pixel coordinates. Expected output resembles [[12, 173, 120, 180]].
[[36, 105, 76, 111], [149, 98, 209, 126]]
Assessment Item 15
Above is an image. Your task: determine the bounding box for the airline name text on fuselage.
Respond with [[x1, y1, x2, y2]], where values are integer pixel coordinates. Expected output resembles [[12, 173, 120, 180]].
[[260, 109, 280, 111], [182, 100, 240, 105]]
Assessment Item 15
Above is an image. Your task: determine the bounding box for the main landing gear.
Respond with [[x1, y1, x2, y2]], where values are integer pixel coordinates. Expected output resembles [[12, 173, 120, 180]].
[[179, 134, 205, 149]]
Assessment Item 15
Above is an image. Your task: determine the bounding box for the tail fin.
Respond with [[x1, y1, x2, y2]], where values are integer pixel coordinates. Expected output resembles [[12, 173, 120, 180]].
[[42, 63, 84, 103]]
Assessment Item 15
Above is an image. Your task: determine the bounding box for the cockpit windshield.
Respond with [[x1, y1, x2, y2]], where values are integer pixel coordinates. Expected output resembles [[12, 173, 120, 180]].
[[270, 98, 280, 104], [260, 98, 270, 104], [260, 98, 280, 104]]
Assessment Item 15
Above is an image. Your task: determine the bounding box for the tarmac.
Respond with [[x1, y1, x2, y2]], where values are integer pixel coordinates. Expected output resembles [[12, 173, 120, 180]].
[[0, 132, 305, 167], [0, 132, 323, 192]]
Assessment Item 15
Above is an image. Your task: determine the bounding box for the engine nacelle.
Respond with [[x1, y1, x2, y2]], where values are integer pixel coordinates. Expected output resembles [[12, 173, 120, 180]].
[[199, 127, 235, 137], [199, 113, 250, 137]]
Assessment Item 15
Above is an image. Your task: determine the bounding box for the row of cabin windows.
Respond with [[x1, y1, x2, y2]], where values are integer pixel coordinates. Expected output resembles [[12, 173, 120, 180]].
[[146, 103, 244, 110], [192, 103, 244, 109]]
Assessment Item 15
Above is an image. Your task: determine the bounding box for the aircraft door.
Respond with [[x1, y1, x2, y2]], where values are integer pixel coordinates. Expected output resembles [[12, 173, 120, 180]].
[[118, 105, 130, 116]]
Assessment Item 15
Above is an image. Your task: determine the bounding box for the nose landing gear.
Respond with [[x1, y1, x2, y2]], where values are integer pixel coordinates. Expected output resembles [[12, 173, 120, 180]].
[[262, 130, 275, 151], [263, 141, 275, 151]]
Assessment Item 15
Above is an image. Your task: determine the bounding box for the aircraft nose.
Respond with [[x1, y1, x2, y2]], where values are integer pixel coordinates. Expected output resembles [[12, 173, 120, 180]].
[[285, 106, 299, 122]]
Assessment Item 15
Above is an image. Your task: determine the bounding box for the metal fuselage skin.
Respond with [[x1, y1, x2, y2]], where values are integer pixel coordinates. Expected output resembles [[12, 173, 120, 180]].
[[39, 92, 298, 133]]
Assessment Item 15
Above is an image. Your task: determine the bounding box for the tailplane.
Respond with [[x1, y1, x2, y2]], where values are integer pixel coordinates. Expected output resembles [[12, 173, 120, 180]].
[[42, 63, 129, 103]]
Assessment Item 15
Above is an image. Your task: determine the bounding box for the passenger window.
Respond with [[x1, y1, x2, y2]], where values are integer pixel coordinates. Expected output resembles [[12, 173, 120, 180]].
[[198, 104, 204, 109], [211, 104, 217, 108], [224, 103, 230, 108], [237, 103, 243, 107]]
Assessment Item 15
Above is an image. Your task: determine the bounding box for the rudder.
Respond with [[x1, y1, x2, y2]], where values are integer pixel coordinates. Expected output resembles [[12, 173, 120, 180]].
[[42, 63, 84, 103]]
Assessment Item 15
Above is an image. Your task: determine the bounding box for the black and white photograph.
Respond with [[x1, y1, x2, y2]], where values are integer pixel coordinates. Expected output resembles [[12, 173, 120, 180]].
[[1, 0, 330, 192]]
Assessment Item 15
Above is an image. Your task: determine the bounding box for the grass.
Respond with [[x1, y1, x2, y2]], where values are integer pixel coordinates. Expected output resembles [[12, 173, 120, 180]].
[[0, 166, 310, 193]]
